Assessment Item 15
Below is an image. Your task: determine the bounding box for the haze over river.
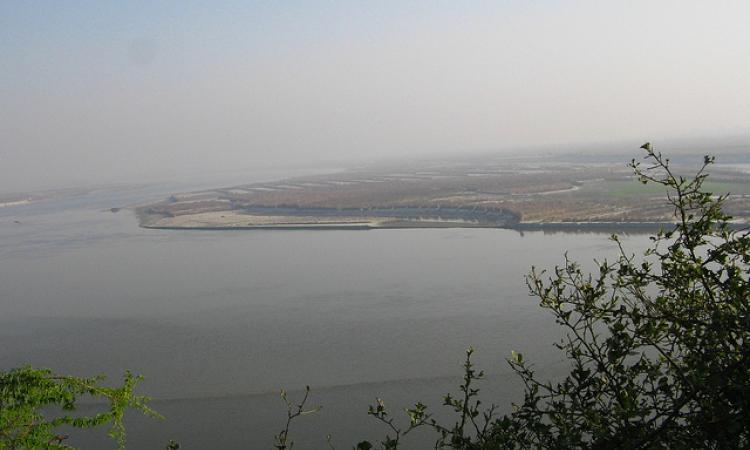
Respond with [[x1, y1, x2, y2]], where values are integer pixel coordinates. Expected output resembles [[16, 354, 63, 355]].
[[0, 177, 652, 449]]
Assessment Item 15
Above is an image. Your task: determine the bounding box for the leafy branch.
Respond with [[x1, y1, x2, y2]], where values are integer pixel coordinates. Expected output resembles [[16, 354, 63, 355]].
[[273, 386, 321, 450], [0, 367, 159, 450]]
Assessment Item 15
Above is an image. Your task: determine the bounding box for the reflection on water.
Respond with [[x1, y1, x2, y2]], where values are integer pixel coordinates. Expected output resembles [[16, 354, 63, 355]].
[[0, 185, 651, 449]]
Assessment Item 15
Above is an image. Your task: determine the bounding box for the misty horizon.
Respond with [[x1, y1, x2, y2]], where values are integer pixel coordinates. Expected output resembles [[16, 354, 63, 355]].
[[3, 1, 750, 192], [3, 132, 750, 195]]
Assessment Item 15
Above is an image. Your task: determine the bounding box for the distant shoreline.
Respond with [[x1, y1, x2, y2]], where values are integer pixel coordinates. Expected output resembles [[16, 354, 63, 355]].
[[140, 219, 750, 233], [515, 221, 676, 232], [140, 220, 688, 233]]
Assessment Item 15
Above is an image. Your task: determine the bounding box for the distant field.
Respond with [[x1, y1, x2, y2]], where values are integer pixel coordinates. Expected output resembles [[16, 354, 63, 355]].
[[587, 179, 750, 198], [701, 181, 750, 195], [137, 155, 750, 228]]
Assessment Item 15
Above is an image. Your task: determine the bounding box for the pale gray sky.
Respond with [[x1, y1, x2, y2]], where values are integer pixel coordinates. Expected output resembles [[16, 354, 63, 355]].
[[2, 1, 749, 191]]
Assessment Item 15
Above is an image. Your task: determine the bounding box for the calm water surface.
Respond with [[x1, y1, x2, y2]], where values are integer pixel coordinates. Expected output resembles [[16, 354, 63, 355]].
[[0, 183, 651, 449]]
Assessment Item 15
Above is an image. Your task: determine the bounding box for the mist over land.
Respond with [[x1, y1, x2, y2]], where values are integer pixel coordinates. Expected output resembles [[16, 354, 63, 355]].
[[3, 1, 750, 192]]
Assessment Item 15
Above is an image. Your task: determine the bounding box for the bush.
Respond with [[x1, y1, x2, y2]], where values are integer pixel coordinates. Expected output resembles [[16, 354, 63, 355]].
[[0, 367, 158, 450]]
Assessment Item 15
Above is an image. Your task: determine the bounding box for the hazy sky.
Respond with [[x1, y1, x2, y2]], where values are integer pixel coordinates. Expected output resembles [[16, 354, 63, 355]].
[[2, 1, 749, 191]]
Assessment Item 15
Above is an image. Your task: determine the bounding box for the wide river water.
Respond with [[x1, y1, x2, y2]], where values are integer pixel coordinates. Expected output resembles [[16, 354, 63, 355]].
[[0, 179, 652, 449]]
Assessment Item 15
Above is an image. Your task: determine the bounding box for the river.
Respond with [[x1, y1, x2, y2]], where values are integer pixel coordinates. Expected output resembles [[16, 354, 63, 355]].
[[0, 180, 652, 449]]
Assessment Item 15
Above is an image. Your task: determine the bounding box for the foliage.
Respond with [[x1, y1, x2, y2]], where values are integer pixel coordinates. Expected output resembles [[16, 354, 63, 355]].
[[273, 386, 321, 450], [356, 347, 499, 450], [352, 144, 749, 448], [0, 366, 159, 450]]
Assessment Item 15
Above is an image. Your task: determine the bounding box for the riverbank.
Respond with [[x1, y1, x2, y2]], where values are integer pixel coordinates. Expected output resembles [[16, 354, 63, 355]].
[[139, 216, 748, 233], [135, 205, 521, 230], [139, 216, 681, 233]]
